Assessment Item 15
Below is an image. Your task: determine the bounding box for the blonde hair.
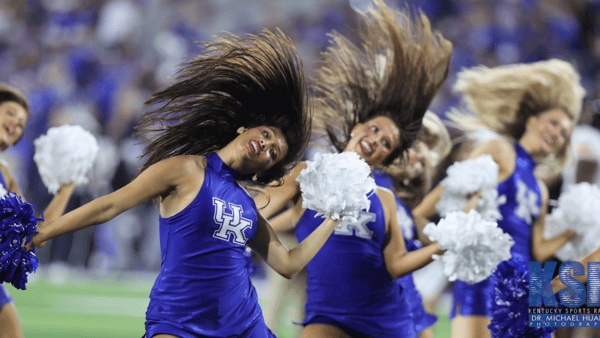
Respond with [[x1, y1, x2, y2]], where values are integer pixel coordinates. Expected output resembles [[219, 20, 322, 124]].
[[312, 0, 452, 165], [421, 111, 451, 167], [448, 59, 586, 178], [384, 111, 452, 208]]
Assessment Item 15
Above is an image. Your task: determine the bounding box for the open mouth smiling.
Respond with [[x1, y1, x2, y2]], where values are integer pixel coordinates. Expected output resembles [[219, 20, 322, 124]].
[[249, 140, 260, 155], [359, 140, 372, 155]]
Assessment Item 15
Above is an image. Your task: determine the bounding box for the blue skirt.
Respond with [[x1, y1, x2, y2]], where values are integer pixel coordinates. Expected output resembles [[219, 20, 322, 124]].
[[0, 285, 14, 307], [450, 278, 494, 319]]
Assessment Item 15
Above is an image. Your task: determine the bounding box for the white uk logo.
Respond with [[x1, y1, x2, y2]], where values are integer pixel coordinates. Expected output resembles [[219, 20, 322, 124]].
[[212, 197, 252, 245], [515, 180, 540, 224], [334, 212, 375, 239]]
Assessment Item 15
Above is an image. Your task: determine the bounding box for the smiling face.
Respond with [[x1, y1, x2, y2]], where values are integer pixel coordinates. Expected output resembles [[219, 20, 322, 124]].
[[0, 101, 27, 150], [235, 126, 289, 175], [524, 109, 573, 156], [344, 116, 402, 166]]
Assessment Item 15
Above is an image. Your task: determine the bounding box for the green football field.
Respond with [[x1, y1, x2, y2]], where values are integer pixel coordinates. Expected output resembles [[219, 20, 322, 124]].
[[7, 271, 451, 338]]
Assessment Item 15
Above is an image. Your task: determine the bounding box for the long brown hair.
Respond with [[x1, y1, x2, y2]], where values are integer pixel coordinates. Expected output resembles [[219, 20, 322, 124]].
[[312, 0, 452, 165], [135, 29, 311, 184]]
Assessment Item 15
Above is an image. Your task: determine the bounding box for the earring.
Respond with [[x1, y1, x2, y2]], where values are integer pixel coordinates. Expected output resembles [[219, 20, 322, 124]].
[[237, 127, 246, 134], [350, 132, 354, 137], [252, 174, 258, 181]]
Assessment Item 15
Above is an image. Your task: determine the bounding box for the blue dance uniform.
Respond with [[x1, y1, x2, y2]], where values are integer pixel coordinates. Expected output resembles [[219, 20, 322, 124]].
[[295, 185, 417, 338], [372, 171, 438, 333], [145, 153, 275, 338], [451, 143, 541, 318], [0, 170, 14, 308]]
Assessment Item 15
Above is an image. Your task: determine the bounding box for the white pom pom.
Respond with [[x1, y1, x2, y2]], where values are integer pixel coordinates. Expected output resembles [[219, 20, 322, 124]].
[[442, 155, 498, 194], [544, 183, 600, 261], [435, 191, 468, 217], [423, 210, 514, 284], [553, 183, 600, 234], [33, 125, 100, 194], [477, 189, 507, 221], [436, 155, 505, 221], [296, 152, 376, 220]]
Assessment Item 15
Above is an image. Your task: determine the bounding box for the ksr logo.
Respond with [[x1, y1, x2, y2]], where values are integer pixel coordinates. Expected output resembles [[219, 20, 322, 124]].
[[529, 261, 600, 308]]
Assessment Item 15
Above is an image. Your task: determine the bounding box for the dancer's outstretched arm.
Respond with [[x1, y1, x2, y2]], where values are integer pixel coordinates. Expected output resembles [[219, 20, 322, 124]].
[[27, 155, 201, 249]]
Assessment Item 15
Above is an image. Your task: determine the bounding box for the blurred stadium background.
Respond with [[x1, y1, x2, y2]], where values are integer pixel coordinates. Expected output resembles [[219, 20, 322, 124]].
[[2, 0, 600, 337]]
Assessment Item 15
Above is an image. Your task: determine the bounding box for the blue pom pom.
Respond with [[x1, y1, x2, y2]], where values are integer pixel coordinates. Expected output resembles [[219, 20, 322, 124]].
[[489, 260, 555, 338], [0, 192, 43, 290]]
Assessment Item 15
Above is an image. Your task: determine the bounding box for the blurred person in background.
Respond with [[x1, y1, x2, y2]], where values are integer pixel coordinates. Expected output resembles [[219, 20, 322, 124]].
[[372, 110, 453, 338], [543, 96, 600, 338], [560, 99, 600, 189], [0, 83, 78, 338]]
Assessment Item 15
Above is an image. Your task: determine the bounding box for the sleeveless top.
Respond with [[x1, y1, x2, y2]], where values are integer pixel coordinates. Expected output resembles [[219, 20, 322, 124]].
[[372, 171, 437, 332], [451, 143, 542, 318], [496, 142, 541, 263], [295, 187, 415, 337], [145, 153, 264, 337], [372, 171, 420, 251]]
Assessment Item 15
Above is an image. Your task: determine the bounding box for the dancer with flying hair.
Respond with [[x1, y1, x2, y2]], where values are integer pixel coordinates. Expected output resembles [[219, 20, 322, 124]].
[[26, 29, 344, 338], [371, 111, 452, 338], [256, 1, 453, 337], [413, 58, 585, 338]]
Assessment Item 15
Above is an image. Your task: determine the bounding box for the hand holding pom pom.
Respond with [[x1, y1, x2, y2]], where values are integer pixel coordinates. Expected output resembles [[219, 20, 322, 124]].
[[488, 260, 555, 338], [0, 192, 43, 290], [548, 182, 600, 234], [33, 125, 100, 195], [423, 210, 514, 284], [436, 155, 505, 221], [544, 183, 600, 262], [296, 152, 376, 221], [442, 155, 498, 194]]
